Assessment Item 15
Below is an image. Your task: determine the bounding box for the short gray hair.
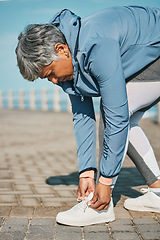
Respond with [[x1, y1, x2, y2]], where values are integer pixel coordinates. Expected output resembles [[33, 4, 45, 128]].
[[15, 24, 67, 81]]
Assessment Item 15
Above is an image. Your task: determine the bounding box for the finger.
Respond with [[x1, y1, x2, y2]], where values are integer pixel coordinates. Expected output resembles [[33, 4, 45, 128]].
[[88, 187, 95, 194], [77, 186, 81, 199], [90, 192, 98, 204], [91, 200, 104, 209], [77, 186, 84, 201], [91, 200, 110, 211], [103, 204, 109, 210], [77, 191, 81, 201], [78, 188, 85, 200], [85, 189, 90, 197], [95, 202, 110, 211], [95, 204, 107, 211]]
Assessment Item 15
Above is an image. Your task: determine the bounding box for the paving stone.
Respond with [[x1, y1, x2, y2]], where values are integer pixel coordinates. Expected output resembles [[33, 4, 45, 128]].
[[48, 197, 76, 202], [0, 206, 12, 217], [0, 218, 3, 226], [140, 231, 160, 240], [109, 219, 135, 232], [10, 206, 34, 218], [114, 207, 132, 219], [109, 219, 131, 225], [25, 236, 53, 240], [26, 225, 54, 240], [84, 232, 111, 240], [34, 186, 54, 194], [1, 218, 28, 234], [56, 224, 82, 240], [42, 200, 64, 207], [56, 190, 75, 197], [12, 174, 28, 180], [30, 218, 54, 225], [112, 232, 140, 240], [129, 210, 155, 219], [84, 224, 109, 232], [0, 182, 12, 189], [15, 184, 32, 191], [0, 172, 11, 179], [136, 224, 160, 233], [0, 232, 26, 240], [83, 225, 112, 240], [0, 203, 18, 207], [133, 218, 157, 225], [0, 195, 17, 203], [20, 197, 41, 206], [1, 223, 28, 232], [4, 218, 28, 225], [34, 207, 58, 218]]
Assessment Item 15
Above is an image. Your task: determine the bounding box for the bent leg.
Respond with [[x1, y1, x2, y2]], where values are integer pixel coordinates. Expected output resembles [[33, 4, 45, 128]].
[[128, 111, 160, 185], [98, 82, 160, 187], [126, 82, 160, 186]]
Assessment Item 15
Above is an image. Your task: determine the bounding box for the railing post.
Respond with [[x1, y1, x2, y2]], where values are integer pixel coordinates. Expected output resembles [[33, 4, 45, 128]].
[[54, 86, 60, 112], [42, 88, 48, 111], [19, 89, 25, 110], [67, 95, 72, 113], [158, 102, 160, 124], [8, 90, 13, 109], [30, 89, 36, 110], [0, 91, 2, 109]]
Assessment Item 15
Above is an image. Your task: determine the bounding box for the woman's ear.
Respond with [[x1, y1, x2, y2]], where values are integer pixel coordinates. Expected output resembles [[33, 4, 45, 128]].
[[54, 43, 68, 54]]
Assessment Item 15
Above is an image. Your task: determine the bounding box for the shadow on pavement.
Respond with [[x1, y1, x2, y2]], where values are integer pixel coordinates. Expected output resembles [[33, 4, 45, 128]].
[[112, 167, 146, 205], [46, 167, 146, 206], [46, 171, 79, 186]]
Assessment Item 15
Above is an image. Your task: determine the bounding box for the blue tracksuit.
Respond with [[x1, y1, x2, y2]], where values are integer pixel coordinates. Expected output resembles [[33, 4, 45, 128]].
[[49, 6, 160, 178]]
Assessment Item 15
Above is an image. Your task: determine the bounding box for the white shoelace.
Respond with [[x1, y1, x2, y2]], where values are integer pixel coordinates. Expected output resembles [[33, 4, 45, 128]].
[[77, 196, 92, 212]]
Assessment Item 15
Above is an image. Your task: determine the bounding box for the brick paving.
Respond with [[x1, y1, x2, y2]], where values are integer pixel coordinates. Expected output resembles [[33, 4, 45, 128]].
[[0, 109, 159, 240]]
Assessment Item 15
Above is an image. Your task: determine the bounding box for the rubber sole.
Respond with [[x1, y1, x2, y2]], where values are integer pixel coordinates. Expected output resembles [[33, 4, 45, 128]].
[[56, 215, 115, 226], [124, 203, 160, 213]]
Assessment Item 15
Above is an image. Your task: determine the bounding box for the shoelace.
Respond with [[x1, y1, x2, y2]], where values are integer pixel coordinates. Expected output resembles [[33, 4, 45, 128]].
[[77, 197, 91, 212]]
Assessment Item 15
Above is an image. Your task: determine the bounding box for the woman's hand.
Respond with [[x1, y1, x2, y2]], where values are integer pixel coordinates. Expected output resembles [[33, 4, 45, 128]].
[[77, 177, 95, 201], [89, 182, 111, 211]]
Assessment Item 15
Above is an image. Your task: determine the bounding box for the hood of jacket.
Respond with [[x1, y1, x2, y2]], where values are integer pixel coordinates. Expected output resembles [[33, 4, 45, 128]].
[[49, 9, 81, 96], [49, 9, 100, 97]]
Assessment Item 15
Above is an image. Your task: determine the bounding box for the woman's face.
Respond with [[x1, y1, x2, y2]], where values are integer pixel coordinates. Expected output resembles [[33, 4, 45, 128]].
[[40, 43, 74, 84]]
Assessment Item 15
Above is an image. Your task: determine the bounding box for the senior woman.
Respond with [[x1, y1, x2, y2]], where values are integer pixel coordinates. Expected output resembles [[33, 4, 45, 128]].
[[16, 6, 160, 226]]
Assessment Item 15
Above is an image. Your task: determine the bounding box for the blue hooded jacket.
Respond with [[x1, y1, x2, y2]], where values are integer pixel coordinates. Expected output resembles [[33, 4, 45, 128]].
[[49, 6, 160, 178]]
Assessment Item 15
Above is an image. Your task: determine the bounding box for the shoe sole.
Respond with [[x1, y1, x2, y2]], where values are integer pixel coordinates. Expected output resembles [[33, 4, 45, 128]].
[[124, 203, 160, 213], [56, 215, 115, 226]]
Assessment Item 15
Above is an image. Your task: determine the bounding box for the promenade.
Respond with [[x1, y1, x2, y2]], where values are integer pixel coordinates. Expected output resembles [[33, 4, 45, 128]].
[[0, 109, 159, 240]]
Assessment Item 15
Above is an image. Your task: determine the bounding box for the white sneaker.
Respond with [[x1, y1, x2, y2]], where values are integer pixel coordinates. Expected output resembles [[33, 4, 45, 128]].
[[56, 192, 115, 226], [124, 188, 160, 213]]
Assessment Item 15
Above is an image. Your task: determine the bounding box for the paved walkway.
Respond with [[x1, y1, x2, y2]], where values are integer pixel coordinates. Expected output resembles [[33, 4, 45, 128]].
[[0, 109, 159, 240]]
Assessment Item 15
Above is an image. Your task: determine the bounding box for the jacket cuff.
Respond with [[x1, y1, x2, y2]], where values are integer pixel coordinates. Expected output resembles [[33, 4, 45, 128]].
[[79, 170, 94, 179], [99, 176, 113, 186]]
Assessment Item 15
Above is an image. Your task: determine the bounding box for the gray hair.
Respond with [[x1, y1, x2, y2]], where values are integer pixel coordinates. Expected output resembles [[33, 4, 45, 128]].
[[15, 24, 67, 81]]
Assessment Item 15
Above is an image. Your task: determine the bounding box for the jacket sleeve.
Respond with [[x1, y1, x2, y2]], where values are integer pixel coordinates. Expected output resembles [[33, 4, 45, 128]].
[[89, 38, 129, 178], [69, 94, 97, 175]]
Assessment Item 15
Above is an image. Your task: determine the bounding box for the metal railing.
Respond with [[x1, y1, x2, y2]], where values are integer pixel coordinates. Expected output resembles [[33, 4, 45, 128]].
[[0, 87, 159, 123], [0, 87, 71, 112]]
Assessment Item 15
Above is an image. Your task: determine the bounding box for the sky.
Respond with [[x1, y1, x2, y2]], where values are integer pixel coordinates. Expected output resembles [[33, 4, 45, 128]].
[[0, 0, 160, 91]]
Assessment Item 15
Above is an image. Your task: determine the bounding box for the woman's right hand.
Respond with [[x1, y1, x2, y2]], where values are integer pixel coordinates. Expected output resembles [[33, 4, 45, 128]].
[[77, 177, 95, 201]]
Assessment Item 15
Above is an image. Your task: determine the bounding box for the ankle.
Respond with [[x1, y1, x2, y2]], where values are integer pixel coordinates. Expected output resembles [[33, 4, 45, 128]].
[[149, 179, 160, 188]]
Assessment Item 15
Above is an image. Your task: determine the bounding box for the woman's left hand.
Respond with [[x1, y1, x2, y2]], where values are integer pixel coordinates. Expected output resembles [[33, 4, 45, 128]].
[[88, 182, 111, 211]]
